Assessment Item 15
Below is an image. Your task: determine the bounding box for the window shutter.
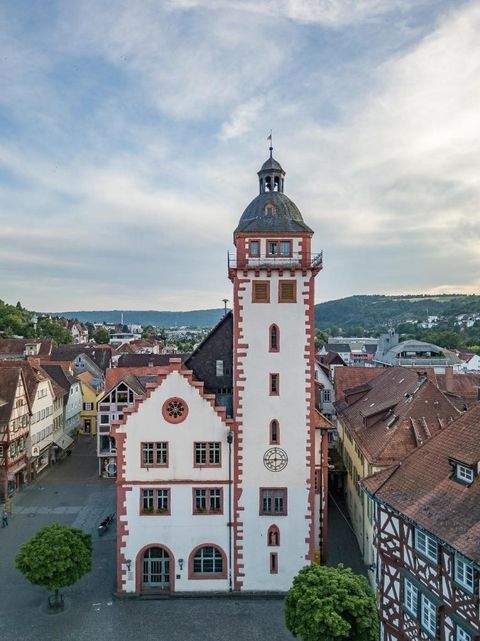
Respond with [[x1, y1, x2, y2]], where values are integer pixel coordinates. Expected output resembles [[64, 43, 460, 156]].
[[279, 280, 296, 303], [253, 281, 270, 303]]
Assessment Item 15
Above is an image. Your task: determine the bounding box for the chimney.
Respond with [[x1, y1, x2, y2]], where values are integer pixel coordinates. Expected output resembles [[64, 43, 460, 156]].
[[444, 366, 454, 393]]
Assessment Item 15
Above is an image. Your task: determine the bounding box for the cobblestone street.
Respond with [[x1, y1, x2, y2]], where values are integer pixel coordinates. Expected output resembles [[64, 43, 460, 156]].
[[0, 437, 294, 641]]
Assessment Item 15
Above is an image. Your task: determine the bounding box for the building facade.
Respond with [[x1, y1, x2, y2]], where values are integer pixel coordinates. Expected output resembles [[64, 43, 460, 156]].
[[115, 150, 321, 594]]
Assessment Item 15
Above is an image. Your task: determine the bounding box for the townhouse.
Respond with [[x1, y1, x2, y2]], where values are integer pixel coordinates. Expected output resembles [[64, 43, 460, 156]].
[[363, 404, 480, 641]]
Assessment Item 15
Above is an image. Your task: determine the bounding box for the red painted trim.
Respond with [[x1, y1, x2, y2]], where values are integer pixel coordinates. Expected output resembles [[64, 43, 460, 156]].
[[252, 280, 270, 303], [269, 324, 279, 353], [192, 487, 224, 515], [162, 397, 188, 424], [187, 543, 228, 580], [270, 552, 278, 574], [140, 441, 169, 468], [269, 419, 280, 445], [193, 442, 222, 468], [305, 274, 317, 562], [135, 543, 175, 594], [269, 373, 279, 396], [278, 279, 297, 303], [267, 524, 280, 546], [259, 487, 288, 516]]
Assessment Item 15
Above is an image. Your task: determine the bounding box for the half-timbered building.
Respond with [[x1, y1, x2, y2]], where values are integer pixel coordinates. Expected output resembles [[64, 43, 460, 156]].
[[362, 404, 480, 641]]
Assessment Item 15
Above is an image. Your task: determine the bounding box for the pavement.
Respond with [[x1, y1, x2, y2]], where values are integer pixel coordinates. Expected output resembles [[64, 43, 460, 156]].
[[0, 437, 365, 641], [326, 492, 368, 577]]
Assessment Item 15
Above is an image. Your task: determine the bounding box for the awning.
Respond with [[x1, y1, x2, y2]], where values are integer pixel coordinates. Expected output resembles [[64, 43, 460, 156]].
[[53, 434, 74, 450]]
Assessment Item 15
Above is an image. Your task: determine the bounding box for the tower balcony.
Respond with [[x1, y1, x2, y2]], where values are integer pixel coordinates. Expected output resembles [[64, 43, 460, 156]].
[[228, 250, 323, 274]]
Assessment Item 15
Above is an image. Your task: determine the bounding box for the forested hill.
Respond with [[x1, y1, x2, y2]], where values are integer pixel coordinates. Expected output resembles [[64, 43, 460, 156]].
[[51, 294, 480, 331], [52, 308, 227, 328], [314, 294, 480, 331]]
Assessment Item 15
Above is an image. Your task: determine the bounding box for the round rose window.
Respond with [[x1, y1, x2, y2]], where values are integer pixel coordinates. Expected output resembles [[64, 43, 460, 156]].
[[162, 397, 188, 424]]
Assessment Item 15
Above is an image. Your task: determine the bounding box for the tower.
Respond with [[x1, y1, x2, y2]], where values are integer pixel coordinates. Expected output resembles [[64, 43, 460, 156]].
[[229, 149, 322, 591]]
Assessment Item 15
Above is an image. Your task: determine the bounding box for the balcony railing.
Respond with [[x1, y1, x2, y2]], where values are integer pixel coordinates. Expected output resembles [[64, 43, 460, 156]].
[[228, 251, 323, 271]]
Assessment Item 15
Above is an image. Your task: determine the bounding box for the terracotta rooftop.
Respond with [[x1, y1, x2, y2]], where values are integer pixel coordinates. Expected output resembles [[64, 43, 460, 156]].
[[0, 338, 53, 358], [334, 366, 383, 402], [363, 404, 480, 562], [0, 367, 23, 426], [337, 366, 459, 466]]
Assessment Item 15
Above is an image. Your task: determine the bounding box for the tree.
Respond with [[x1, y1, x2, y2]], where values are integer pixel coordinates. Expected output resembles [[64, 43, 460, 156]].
[[15, 523, 92, 610], [93, 327, 110, 344], [285, 564, 378, 641]]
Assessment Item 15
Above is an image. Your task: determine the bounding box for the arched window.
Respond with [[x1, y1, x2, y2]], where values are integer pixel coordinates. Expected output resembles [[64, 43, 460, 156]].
[[267, 525, 280, 546], [189, 545, 227, 579], [269, 324, 279, 352], [269, 419, 279, 445]]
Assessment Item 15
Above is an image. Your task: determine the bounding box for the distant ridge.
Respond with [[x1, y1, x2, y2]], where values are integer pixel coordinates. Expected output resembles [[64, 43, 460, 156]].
[[48, 294, 480, 330]]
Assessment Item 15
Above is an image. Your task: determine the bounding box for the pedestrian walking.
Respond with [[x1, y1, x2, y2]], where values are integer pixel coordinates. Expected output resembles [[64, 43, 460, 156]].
[[1, 509, 8, 527]]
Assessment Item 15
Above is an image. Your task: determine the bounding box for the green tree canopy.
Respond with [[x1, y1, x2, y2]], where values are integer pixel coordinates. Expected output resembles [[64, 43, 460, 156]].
[[285, 564, 378, 641], [15, 523, 92, 593], [93, 327, 110, 344]]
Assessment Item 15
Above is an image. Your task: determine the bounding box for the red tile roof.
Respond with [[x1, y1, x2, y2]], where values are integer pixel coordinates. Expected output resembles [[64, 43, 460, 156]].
[[337, 367, 459, 466], [363, 404, 480, 561], [334, 366, 383, 401]]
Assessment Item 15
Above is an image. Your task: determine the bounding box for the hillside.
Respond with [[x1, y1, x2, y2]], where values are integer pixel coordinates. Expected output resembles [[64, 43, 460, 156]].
[[50, 295, 480, 331], [314, 294, 480, 331], [51, 308, 227, 328]]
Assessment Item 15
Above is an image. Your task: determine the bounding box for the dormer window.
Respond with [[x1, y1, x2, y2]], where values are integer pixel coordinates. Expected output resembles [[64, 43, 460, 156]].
[[456, 464, 474, 484], [265, 203, 276, 216]]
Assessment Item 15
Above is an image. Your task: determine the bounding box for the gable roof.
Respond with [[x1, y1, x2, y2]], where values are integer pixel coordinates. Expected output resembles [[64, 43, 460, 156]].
[[50, 344, 112, 372], [0, 338, 53, 358], [321, 351, 347, 367], [41, 363, 77, 395], [362, 404, 480, 562], [334, 366, 383, 402], [117, 353, 189, 368], [0, 367, 23, 426], [337, 366, 459, 466]]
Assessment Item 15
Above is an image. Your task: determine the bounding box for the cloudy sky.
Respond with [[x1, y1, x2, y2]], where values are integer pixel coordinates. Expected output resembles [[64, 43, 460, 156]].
[[1, 0, 479, 312]]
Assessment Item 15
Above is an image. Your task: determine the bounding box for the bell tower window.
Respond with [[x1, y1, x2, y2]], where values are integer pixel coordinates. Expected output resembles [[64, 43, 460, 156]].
[[269, 324, 279, 352]]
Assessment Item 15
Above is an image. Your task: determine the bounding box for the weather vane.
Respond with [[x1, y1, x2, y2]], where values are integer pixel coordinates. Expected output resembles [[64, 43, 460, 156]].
[[267, 130, 273, 157]]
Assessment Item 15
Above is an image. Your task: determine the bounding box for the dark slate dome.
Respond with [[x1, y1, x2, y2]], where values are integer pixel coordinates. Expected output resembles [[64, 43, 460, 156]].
[[235, 191, 313, 233], [235, 151, 313, 234]]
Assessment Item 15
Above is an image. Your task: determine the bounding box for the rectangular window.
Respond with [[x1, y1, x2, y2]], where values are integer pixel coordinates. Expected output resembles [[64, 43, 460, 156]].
[[141, 442, 168, 467], [83, 403, 93, 411], [270, 552, 278, 574], [252, 280, 270, 303], [270, 373, 279, 396], [216, 360, 224, 377], [249, 240, 260, 257], [279, 240, 291, 256], [100, 414, 110, 424], [267, 240, 292, 256], [457, 627, 472, 641], [415, 529, 438, 562], [260, 488, 287, 516], [193, 488, 223, 514], [278, 280, 296, 303], [455, 554, 474, 592], [456, 464, 474, 483], [404, 579, 418, 616], [194, 442, 221, 467], [420, 594, 436, 636], [267, 240, 278, 256], [141, 488, 170, 514], [322, 389, 331, 403]]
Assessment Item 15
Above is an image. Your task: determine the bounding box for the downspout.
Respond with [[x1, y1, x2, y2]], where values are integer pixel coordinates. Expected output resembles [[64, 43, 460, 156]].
[[227, 429, 233, 591]]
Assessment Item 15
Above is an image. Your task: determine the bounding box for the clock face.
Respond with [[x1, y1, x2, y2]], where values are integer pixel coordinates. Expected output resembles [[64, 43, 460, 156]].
[[263, 447, 288, 472]]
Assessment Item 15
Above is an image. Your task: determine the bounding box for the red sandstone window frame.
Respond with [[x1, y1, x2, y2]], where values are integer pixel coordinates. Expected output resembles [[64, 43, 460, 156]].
[[140, 487, 171, 516], [269, 419, 280, 445], [269, 324, 279, 352], [314, 468, 321, 494], [140, 441, 169, 468], [252, 280, 270, 303], [259, 488, 288, 516], [248, 240, 260, 257], [188, 544, 227, 580], [193, 441, 222, 468], [278, 279, 297, 303], [270, 552, 278, 574], [192, 487, 224, 515], [266, 239, 292, 257], [267, 524, 280, 546], [269, 373, 279, 396]]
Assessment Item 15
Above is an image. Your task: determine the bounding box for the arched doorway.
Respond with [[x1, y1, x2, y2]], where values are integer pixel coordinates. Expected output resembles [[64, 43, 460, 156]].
[[141, 547, 171, 592]]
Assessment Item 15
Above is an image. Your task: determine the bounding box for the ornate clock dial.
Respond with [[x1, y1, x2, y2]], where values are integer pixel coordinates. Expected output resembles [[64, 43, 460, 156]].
[[263, 447, 288, 472]]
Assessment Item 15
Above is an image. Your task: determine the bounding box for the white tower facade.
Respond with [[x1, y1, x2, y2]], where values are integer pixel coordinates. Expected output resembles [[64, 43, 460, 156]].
[[229, 150, 322, 591]]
